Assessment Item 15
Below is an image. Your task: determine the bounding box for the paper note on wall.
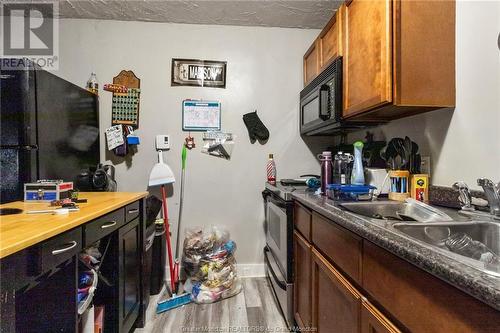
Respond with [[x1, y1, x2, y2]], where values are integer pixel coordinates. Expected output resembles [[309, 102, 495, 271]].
[[105, 125, 124, 150], [182, 100, 221, 131]]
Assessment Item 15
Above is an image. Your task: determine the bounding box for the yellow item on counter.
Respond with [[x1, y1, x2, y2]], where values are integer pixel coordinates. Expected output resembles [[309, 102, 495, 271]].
[[411, 174, 429, 203]]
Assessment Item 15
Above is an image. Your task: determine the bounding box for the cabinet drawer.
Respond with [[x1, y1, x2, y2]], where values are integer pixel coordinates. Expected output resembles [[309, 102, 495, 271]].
[[85, 208, 124, 246], [41, 227, 82, 272], [294, 202, 312, 241], [125, 200, 140, 223], [311, 212, 362, 284]]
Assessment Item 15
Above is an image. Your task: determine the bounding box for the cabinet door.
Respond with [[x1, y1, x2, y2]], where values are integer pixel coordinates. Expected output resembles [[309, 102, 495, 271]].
[[118, 218, 141, 333], [304, 40, 320, 85], [293, 231, 312, 330], [361, 299, 401, 333], [312, 248, 361, 333], [319, 4, 344, 69], [343, 0, 392, 117]]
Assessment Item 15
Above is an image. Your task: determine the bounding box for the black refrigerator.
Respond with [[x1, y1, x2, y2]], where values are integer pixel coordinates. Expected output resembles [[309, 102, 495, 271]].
[[0, 60, 100, 203]]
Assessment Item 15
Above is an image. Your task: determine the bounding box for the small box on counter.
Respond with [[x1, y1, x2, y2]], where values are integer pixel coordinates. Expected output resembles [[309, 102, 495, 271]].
[[24, 180, 73, 202], [410, 174, 429, 203]]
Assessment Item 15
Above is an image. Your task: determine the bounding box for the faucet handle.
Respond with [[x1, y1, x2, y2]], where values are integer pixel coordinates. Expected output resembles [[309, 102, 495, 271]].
[[477, 178, 500, 216], [477, 178, 494, 187], [453, 181, 474, 211]]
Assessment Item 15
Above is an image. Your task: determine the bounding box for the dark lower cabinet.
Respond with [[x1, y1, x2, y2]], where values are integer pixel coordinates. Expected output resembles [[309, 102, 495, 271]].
[[293, 230, 312, 330], [0, 199, 145, 333], [311, 248, 361, 333], [119, 218, 141, 333]]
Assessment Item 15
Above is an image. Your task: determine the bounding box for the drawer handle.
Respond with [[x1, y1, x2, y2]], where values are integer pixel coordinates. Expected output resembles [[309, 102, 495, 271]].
[[51, 241, 77, 255], [128, 209, 139, 214], [101, 221, 117, 229]]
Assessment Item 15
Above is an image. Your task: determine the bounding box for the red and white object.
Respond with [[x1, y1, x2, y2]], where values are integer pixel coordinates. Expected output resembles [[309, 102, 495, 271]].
[[103, 83, 128, 94], [24, 180, 73, 202], [266, 154, 276, 185]]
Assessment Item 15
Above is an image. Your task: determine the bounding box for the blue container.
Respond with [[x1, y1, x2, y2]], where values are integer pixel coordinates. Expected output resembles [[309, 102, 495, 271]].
[[326, 184, 376, 201]]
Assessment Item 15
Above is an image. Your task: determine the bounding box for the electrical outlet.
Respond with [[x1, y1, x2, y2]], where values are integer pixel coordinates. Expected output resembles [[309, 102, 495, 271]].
[[421, 156, 431, 175], [155, 135, 170, 150]]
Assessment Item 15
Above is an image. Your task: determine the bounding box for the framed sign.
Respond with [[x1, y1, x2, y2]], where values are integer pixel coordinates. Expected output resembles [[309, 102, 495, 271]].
[[182, 100, 221, 131], [172, 59, 226, 88]]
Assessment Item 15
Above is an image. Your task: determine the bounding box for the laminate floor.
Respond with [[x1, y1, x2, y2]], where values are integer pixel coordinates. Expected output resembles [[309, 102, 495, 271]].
[[136, 277, 289, 333]]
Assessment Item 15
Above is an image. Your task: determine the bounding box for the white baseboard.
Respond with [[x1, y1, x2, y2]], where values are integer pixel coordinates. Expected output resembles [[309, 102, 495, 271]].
[[236, 264, 266, 278]]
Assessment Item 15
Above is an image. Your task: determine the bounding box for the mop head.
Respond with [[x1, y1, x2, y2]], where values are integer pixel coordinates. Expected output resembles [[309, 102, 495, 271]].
[[156, 293, 192, 314]]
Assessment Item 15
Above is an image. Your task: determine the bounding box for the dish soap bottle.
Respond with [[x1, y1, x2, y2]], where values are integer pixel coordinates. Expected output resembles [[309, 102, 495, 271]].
[[267, 154, 276, 185], [86, 72, 99, 95], [318, 151, 333, 194], [351, 141, 365, 185]]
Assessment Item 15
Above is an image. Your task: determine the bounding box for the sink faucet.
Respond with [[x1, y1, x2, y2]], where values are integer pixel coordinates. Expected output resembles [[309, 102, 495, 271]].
[[477, 178, 500, 217], [452, 181, 474, 211]]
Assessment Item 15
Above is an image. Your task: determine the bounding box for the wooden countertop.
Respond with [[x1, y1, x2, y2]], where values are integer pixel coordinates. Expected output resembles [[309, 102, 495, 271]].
[[0, 192, 148, 259]]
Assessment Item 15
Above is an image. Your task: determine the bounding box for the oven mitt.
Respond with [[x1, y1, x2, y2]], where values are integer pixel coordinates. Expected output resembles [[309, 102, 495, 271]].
[[243, 111, 269, 144]]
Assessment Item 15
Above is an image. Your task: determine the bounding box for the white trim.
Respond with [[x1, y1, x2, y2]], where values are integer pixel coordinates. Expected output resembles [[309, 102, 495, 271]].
[[236, 264, 266, 278]]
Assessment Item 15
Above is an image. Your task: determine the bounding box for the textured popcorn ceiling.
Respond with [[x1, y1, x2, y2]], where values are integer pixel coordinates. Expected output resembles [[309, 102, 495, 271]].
[[59, 0, 342, 29]]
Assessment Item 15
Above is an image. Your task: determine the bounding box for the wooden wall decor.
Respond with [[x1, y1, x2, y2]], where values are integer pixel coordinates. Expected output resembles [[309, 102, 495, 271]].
[[112, 70, 141, 128]]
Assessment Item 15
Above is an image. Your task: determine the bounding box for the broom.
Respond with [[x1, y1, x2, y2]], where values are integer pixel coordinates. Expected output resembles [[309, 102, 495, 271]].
[[149, 149, 192, 313]]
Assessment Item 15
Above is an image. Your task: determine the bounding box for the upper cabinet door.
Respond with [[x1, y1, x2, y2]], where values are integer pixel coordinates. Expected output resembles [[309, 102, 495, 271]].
[[343, 0, 392, 117], [319, 5, 344, 70], [304, 41, 320, 85]]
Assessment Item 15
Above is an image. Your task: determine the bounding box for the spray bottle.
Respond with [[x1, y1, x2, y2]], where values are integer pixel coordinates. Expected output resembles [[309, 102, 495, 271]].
[[351, 141, 365, 185]]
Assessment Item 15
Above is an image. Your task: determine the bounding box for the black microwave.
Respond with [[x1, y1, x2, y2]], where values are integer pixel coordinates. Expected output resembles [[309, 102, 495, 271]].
[[299, 57, 386, 136], [300, 57, 343, 135]]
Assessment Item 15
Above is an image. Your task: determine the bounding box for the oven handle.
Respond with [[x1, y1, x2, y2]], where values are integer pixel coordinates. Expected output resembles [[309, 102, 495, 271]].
[[264, 247, 287, 290]]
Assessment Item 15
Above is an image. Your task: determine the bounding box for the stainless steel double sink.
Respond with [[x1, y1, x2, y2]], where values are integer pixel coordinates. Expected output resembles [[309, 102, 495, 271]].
[[339, 201, 500, 277]]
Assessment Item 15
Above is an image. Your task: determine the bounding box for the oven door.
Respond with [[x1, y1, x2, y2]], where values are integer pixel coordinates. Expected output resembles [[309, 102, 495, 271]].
[[265, 195, 289, 278], [264, 246, 293, 328]]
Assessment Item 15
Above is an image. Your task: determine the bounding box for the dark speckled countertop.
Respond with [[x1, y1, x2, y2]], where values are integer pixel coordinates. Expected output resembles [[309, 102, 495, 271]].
[[292, 190, 500, 311]]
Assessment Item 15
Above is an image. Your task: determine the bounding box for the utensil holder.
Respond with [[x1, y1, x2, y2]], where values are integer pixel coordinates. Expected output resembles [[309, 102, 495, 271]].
[[388, 170, 410, 202]]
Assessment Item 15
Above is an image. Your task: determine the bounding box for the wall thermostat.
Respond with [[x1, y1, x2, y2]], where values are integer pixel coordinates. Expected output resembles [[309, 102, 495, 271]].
[[155, 135, 170, 150]]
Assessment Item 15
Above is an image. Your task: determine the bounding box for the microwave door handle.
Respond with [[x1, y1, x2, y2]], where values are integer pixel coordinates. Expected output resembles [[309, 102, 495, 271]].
[[319, 84, 330, 120]]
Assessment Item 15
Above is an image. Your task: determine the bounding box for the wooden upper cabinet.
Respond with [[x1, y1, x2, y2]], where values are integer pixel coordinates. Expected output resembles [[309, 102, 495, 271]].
[[312, 248, 361, 333], [361, 299, 401, 333], [304, 41, 320, 85], [392, 0, 455, 107], [319, 4, 345, 70], [343, 0, 392, 118], [303, 0, 455, 120]]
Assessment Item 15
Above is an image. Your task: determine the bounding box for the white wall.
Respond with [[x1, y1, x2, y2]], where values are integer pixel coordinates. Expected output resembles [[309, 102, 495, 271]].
[[349, 0, 500, 189], [55, 19, 321, 268]]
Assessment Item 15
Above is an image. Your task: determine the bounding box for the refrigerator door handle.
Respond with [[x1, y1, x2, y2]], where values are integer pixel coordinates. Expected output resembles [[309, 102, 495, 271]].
[[0, 144, 38, 150]]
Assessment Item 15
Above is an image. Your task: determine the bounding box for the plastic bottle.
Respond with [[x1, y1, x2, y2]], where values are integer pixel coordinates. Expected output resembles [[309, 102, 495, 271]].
[[351, 141, 365, 185], [445, 233, 500, 265], [333, 152, 344, 184], [86, 72, 99, 95], [344, 153, 353, 184], [266, 154, 276, 185], [318, 151, 333, 194]]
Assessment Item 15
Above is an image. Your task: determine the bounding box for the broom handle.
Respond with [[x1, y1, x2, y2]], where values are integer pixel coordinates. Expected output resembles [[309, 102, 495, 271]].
[[161, 185, 176, 294]]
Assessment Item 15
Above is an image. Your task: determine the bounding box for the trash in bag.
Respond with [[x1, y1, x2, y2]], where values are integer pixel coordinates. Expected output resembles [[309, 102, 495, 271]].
[[182, 226, 241, 303]]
